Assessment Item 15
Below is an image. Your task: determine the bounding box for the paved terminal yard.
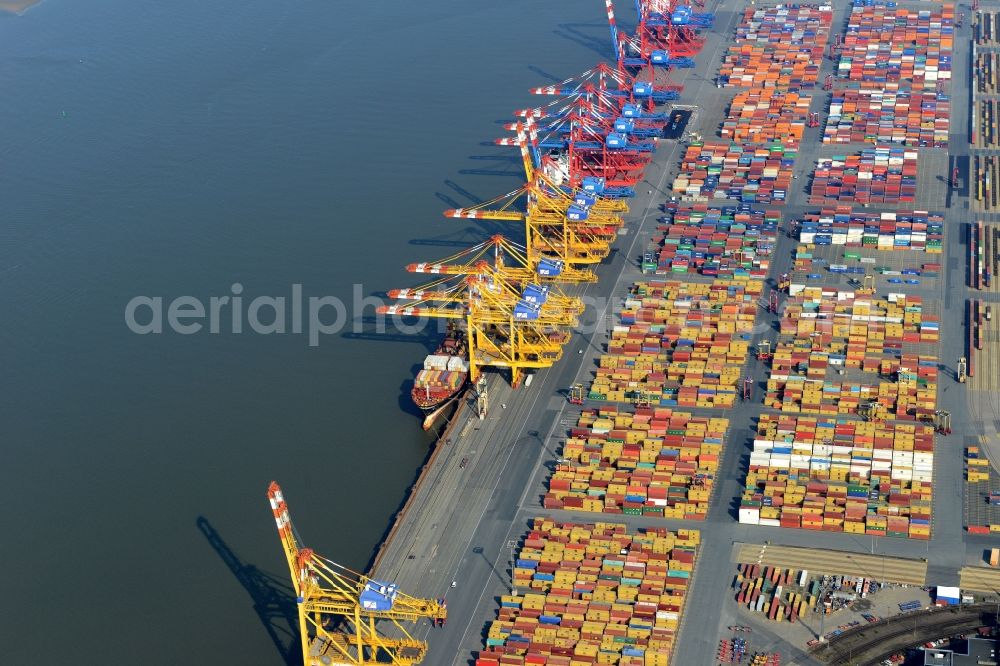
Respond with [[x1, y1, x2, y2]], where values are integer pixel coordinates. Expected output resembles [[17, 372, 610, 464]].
[[363, 0, 1000, 664]]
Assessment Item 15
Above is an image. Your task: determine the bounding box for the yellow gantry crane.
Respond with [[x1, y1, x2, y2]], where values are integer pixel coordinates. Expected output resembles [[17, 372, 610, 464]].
[[405, 234, 565, 285], [378, 262, 582, 386], [398, 236, 586, 314], [266, 482, 446, 666], [443, 122, 627, 281]]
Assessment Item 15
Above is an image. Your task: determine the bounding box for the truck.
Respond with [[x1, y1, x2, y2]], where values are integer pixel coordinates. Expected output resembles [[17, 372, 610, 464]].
[[990, 548, 999, 567]]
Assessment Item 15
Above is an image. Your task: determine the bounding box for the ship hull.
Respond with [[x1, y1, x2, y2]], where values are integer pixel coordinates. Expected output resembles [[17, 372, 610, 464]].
[[411, 375, 468, 412]]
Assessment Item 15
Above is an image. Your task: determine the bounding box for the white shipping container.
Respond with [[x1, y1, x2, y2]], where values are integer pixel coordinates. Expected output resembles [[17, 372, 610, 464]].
[[424, 354, 451, 371]]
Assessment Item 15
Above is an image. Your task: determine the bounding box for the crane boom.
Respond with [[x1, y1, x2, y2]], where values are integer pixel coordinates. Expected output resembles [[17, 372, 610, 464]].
[[265, 482, 447, 665], [267, 481, 304, 595]]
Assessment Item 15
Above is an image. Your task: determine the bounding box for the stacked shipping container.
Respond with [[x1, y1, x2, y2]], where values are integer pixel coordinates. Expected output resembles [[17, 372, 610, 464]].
[[733, 564, 819, 622], [975, 11, 1000, 47], [545, 407, 727, 520], [589, 279, 760, 408], [835, 3, 954, 92], [823, 90, 949, 147], [975, 98, 1000, 148], [739, 415, 934, 538], [974, 16, 1000, 208], [476, 519, 699, 666], [718, 5, 833, 88], [650, 204, 777, 276], [557, 4, 833, 529], [798, 207, 944, 252], [974, 52, 1000, 95], [721, 89, 812, 145], [765, 288, 939, 419], [673, 142, 795, 204], [671, 4, 831, 205], [808, 147, 919, 206]]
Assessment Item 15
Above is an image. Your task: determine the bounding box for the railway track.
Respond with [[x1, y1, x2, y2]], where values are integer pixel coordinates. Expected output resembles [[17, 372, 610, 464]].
[[735, 544, 928, 586], [810, 603, 999, 665]]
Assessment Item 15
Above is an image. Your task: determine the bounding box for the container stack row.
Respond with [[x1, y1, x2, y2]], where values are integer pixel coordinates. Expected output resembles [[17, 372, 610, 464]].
[[590, 279, 760, 408], [719, 5, 833, 88], [788, 246, 940, 292], [775, 290, 940, 352], [808, 147, 919, 206], [720, 89, 812, 145], [475, 519, 700, 666], [648, 204, 777, 277], [798, 208, 944, 252], [545, 407, 727, 520], [764, 288, 939, 419], [974, 52, 1000, 95], [974, 15, 1000, 210], [964, 446, 1000, 534], [672, 4, 832, 204], [835, 2, 954, 93], [739, 415, 934, 538], [974, 154, 1000, 210], [822, 90, 949, 148], [975, 98, 1000, 149], [673, 142, 795, 204], [773, 370, 937, 417], [975, 11, 1000, 46], [733, 564, 819, 622]]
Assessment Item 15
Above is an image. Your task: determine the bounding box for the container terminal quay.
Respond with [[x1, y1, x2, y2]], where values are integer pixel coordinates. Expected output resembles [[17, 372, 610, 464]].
[[265, 0, 1000, 664]]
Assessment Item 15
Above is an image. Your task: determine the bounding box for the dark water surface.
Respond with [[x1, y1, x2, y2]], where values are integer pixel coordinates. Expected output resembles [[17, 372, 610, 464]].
[[0, 0, 606, 662]]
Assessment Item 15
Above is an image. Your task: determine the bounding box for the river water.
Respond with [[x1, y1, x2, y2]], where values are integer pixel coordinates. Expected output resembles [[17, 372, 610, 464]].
[[0, 0, 607, 662]]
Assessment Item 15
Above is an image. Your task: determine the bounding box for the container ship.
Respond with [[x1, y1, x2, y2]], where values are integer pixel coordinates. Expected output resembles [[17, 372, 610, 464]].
[[413, 326, 469, 429]]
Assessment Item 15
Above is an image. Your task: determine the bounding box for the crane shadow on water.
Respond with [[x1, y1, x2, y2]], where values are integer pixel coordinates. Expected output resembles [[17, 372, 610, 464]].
[[527, 65, 564, 84], [196, 516, 302, 666], [408, 225, 500, 249], [444, 179, 483, 205], [552, 23, 616, 60], [458, 168, 522, 178]]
